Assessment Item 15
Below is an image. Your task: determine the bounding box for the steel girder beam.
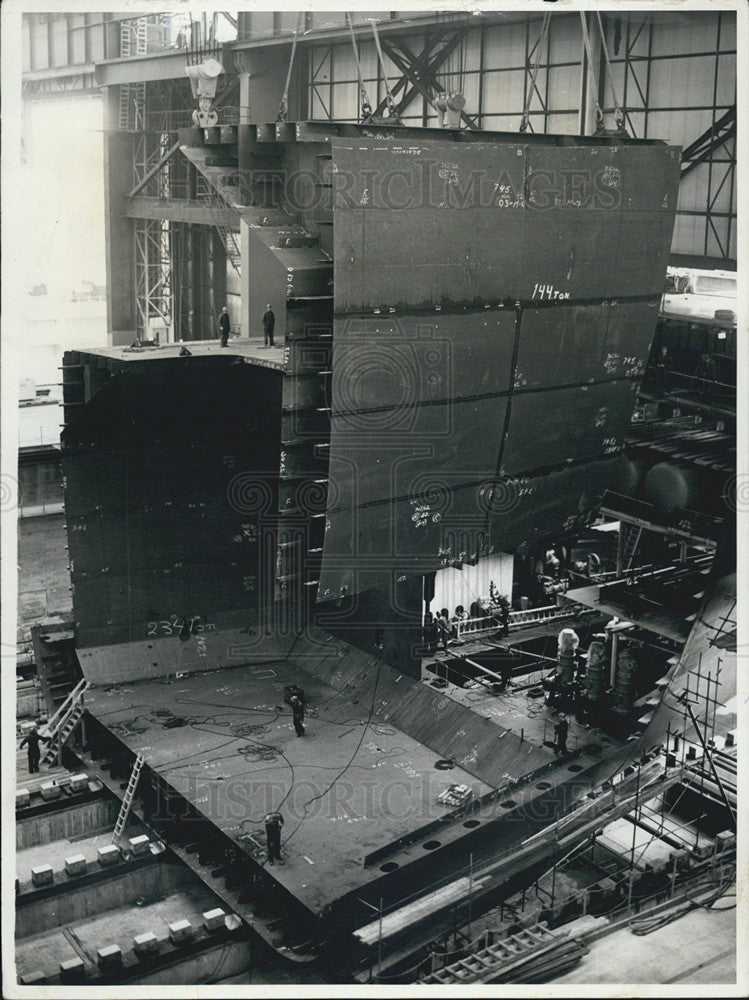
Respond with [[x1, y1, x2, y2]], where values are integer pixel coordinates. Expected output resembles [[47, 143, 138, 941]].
[[680, 105, 736, 179], [369, 30, 455, 117], [368, 28, 477, 127], [380, 32, 480, 129], [93, 50, 187, 86], [126, 196, 239, 226]]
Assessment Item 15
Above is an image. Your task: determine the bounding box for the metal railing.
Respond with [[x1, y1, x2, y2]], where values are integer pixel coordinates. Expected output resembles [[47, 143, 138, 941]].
[[454, 615, 500, 639], [508, 604, 561, 627]]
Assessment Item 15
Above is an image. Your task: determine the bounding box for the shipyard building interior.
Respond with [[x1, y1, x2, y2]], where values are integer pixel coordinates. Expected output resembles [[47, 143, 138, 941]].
[[7, 4, 742, 992]]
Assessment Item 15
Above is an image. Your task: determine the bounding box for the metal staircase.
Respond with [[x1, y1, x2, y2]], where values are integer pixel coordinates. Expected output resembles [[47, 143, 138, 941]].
[[113, 753, 146, 843], [194, 176, 243, 273], [41, 677, 89, 765], [421, 922, 560, 984], [214, 224, 242, 272]]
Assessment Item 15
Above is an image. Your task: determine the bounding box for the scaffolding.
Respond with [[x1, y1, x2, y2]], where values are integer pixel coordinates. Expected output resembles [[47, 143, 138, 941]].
[[133, 217, 172, 342], [118, 19, 148, 131], [126, 76, 239, 340]]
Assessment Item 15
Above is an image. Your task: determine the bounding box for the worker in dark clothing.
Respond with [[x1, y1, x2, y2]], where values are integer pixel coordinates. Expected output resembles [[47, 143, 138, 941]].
[[435, 612, 450, 653], [218, 306, 231, 347], [656, 344, 671, 391], [264, 810, 284, 864], [289, 694, 305, 737], [20, 726, 49, 773], [554, 715, 569, 755], [497, 594, 511, 637], [262, 304, 275, 347], [498, 658, 513, 692]]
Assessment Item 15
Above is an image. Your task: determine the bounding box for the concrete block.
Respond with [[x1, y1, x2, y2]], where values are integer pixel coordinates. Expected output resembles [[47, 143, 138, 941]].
[[20, 970, 47, 984], [40, 780, 61, 801], [97, 844, 120, 866], [59, 956, 86, 982], [168, 919, 194, 944], [97, 944, 122, 970], [69, 772, 89, 792], [133, 931, 160, 957], [16, 788, 30, 808], [129, 834, 150, 856], [31, 864, 54, 887], [64, 854, 87, 877], [19, 720, 37, 736], [203, 907, 226, 932]]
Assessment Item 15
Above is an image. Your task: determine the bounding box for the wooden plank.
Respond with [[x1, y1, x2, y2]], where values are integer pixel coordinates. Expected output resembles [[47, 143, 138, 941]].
[[354, 874, 491, 945]]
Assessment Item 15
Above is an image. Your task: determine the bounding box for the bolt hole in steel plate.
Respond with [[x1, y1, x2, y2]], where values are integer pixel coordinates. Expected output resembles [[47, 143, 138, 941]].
[[535, 781, 552, 790], [380, 862, 399, 873], [567, 764, 584, 772], [463, 820, 480, 828], [423, 840, 441, 850], [500, 800, 516, 808]]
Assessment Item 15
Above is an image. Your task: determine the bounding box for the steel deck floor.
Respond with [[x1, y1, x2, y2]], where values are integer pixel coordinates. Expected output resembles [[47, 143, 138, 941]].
[[85, 662, 494, 915], [86, 338, 285, 369]]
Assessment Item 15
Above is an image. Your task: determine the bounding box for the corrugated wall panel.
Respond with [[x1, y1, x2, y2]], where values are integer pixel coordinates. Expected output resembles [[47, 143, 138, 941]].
[[51, 15, 68, 67], [649, 12, 721, 56], [483, 22, 527, 69], [482, 69, 527, 118], [548, 16, 583, 64], [69, 15, 87, 64], [22, 19, 31, 71]]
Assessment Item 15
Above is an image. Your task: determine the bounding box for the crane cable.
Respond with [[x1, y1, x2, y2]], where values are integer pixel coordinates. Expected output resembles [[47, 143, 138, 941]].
[[277, 11, 303, 122], [369, 18, 402, 122], [580, 12, 627, 134], [519, 12, 551, 133], [579, 12, 605, 134], [595, 10, 626, 132], [346, 12, 373, 121]]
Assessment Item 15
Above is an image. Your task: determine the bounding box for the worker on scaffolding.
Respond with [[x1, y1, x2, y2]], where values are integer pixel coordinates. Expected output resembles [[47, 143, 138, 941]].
[[218, 305, 231, 347], [20, 725, 49, 774], [264, 810, 284, 865]]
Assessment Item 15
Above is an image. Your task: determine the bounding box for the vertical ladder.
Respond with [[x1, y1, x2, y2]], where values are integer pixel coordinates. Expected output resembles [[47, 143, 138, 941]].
[[113, 753, 146, 843], [622, 524, 643, 573], [41, 678, 89, 765]]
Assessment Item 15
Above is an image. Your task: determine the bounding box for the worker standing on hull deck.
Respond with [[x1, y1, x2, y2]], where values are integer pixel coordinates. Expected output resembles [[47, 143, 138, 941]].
[[218, 305, 231, 347], [262, 304, 275, 347], [554, 715, 569, 755], [264, 811, 284, 865], [20, 726, 49, 774], [289, 694, 305, 737]]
